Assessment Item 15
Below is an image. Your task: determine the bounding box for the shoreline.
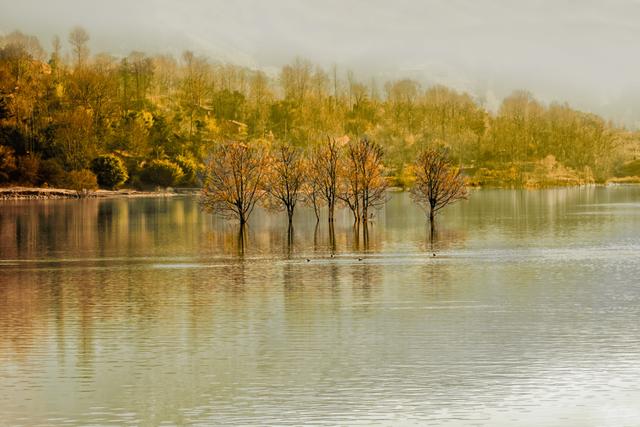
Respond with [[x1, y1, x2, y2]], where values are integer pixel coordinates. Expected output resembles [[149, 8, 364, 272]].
[[1, 182, 637, 201], [0, 187, 198, 200]]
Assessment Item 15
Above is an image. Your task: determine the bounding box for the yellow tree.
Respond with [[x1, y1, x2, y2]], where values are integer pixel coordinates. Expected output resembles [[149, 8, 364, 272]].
[[180, 51, 211, 142], [52, 107, 96, 170], [280, 57, 312, 103], [0, 32, 51, 146], [492, 91, 544, 163], [385, 78, 420, 133], [68, 26, 90, 69], [422, 86, 487, 166], [201, 140, 268, 226], [411, 147, 467, 237]]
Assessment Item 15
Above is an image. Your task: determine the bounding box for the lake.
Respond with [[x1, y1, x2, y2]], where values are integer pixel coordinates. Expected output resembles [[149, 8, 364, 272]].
[[1, 187, 640, 426]]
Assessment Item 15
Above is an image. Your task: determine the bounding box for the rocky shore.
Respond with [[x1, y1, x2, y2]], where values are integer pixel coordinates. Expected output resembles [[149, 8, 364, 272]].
[[0, 187, 190, 200]]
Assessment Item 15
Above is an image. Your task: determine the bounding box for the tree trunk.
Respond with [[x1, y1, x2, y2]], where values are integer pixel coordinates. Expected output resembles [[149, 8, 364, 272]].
[[237, 226, 246, 256], [361, 190, 369, 223], [312, 195, 320, 223], [351, 205, 359, 224], [352, 222, 360, 251], [429, 209, 435, 242], [286, 223, 294, 254], [313, 222, 319, 248], [363, 222, 370, 250], [328, 222, 336, 252], [287, 207, 294, 225], [328, 200, 335, 223]]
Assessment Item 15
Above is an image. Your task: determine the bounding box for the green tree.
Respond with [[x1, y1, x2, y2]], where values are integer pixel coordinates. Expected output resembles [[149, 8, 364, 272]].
[[91, 154, 128, 189]]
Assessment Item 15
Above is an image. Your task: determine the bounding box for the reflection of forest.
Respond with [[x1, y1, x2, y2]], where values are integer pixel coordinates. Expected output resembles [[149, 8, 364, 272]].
[[2, 187, 640, 425], [0, 187, 636, 369], [0, 187, 622, 263], [0, 193, 403, 372]]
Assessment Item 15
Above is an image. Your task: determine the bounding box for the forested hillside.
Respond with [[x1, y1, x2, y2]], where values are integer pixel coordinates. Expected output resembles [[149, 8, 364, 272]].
[[1, 28, 639, 190]]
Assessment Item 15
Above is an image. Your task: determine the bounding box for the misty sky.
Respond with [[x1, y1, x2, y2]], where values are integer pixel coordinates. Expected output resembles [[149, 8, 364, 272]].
[[2, 0, 640, 126]]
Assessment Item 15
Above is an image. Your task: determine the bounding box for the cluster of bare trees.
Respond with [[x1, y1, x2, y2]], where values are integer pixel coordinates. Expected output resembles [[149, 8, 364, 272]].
[[201, 136, 389, 230], [201, 137, 467, 238]]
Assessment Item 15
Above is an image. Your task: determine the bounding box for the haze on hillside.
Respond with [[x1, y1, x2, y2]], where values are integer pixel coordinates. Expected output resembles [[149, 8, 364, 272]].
[[2, 0, 640, 127]]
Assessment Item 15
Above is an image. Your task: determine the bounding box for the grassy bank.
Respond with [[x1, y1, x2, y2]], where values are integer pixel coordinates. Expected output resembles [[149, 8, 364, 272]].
[[463, 156, 640, 188]]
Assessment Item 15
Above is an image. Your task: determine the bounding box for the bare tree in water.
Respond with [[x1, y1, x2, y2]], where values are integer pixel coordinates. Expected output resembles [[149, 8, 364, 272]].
[[201, 140, 268, 227], [264, 141, 305, 226], [339, 137, 388, 224], [411, 147, 467, 239], [352, 137, 387, 223], [304, 173, 324, 223], [309, 136, 347, 223]]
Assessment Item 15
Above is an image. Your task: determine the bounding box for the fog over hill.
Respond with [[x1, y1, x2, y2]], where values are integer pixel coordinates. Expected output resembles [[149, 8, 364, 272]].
[[2, 0, 640, 127]]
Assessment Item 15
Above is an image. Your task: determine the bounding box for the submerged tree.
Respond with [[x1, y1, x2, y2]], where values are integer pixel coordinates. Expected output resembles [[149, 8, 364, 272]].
[[201, 140, 268, 226], [339, 137, 388, 224], [309, 136, 346, 223], [303, 167, 324, 223], [338, 142, 361, 223], [411, 147, 467, 238], [352, 137, 387, 222], [265, 142, 305, 225]]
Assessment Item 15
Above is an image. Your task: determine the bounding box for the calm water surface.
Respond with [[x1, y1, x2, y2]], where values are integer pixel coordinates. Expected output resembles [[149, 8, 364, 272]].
[[1, 187, 640, 426]]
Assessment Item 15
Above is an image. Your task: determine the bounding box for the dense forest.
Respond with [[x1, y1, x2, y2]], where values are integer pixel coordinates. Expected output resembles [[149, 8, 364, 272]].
[[1, 28, 640, 191]]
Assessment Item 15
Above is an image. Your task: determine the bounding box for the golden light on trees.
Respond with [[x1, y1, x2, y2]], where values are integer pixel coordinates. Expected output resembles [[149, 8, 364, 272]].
[[302, 160, 324, 223], [68, 26, 90, 69], [309, 136, 347, 223], [411, 147, 468, 237], [0, 30, 628, 191], [200, 140, 268, 226], [340, 137, 388, 223], [264, 142, 305, 225]]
